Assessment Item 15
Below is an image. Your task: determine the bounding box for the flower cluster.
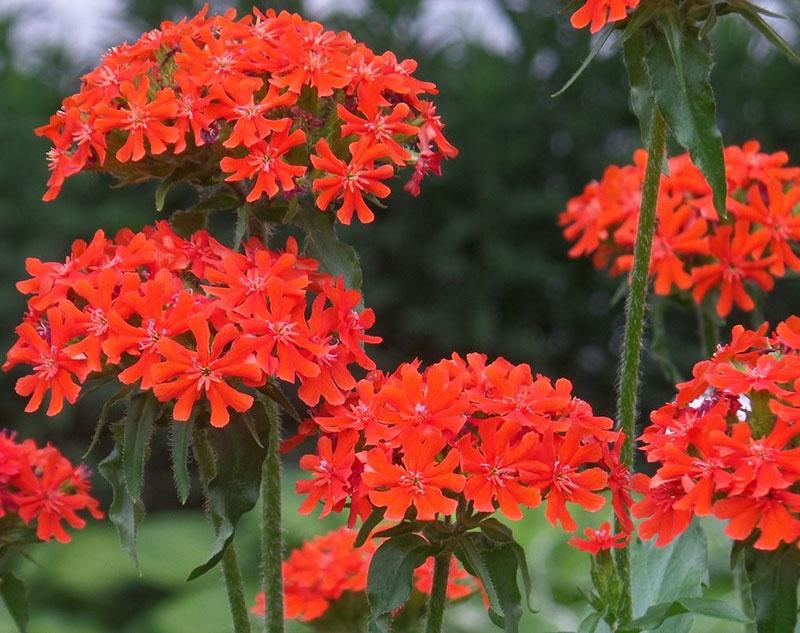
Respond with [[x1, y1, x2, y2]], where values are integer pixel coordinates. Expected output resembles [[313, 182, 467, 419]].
[[250, 527, 476, 622], [567, 521, 629, 555], [295, 353, 631, 533], [559, 141, 800, 317], [569, 0, 641, 33], [3, 221, 379, 425], [0, 432, 102, 543], [35, 6, 457, 223], [634, 317, 800, 550]]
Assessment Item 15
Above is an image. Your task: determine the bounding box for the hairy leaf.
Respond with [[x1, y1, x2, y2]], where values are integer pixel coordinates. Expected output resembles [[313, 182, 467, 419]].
[[170, 418, 193, 504], [737, 544, 800, 633], [297, 204, 362, 290], [122, 391, 160, 501]]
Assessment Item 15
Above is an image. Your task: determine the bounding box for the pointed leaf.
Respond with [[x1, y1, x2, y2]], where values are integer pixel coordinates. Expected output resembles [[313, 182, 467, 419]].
[[355, 507, 385, 547], [83, 384, 133, 459], [552, 25, 614, 97], [631, 522, 708, 633], [99, 424, 145, 569], [366, 534, 435, 633], [623, 597, 750, 632], [170, 208, 209, 237], [297, 204, 362, 290], [257, 383, 301, 424], [187, 415, 268, 580], [0, 572, 28, 633], [645, 21, 727, 216], [732, 2, 800, 64], [123, 391, 160, 501], [737, 544, 800, 633], [623, 28, 654, 145], [578, 612, 602, 633], [170, 419, 193, 504]]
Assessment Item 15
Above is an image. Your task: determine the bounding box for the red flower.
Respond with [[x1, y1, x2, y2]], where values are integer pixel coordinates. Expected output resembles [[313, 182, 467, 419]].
[[570, 0, 641, 33], [311, 138, 394, 224], [568, 522, 629, 555]]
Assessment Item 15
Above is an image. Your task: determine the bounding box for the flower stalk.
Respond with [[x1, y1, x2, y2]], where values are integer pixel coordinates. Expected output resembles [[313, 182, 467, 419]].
[[262, 398, 285, 633], [193, 425, 253, 633], [424, 551, 452, 633], [614, 106, 668, 627]]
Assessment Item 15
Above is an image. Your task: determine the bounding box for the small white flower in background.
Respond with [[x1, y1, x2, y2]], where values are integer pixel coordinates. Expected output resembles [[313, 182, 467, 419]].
[[737, 394, 753, 422]]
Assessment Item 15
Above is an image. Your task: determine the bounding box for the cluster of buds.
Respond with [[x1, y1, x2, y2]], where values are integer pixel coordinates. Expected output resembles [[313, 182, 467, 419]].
[[35, 6, 457, 223], [560, 142, 800, 317], [0, 432, 102, 543], [3, 221, 379, 425], [295, 353, 631, 534], [634, 317, 800, 550]]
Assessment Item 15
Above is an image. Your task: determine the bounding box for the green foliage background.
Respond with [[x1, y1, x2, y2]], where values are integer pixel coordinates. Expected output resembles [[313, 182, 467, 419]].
[[0, 1, 798, 631]]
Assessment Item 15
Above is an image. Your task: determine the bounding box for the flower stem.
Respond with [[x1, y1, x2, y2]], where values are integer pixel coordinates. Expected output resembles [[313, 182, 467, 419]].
[[262, 399, 284, 633], [425, 551, 452, 633], [192, 425, 253, 633], [614, 106, 668, 628]]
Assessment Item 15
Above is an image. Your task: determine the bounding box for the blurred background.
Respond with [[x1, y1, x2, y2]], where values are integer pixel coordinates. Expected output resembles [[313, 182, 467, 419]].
[[0, 0, 798, 631]]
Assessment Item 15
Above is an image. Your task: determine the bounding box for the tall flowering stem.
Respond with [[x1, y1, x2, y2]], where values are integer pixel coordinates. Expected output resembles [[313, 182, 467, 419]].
[[193, 425, 253, 633], [614, 107, 667, 625], [425, 551, 452, 633], [261, 398, 284, 633]]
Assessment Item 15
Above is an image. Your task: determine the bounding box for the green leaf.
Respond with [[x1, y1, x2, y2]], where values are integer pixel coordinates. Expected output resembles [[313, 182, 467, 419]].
[[645, 19, 727, 217], [355, 507, 385, 547], [478, 518, 514, 543], [83, 384, 133, 459], [257, 382, 301, 424], [577, 611, 602, 633], [623, 597, 750, 632], [122, 391, 160, 501], [0, 572, 28, 633], [623, 28, 654, 145], [99, 424, 145, 569], [187, 417, 268, 581], [731, 1, 800, 64], [366, 534, 435, 633], [630, 522, 708, 633], [170, 208, 209, 237], [155, 178, 173, 212], [455, 534, 524, 632], [296, 204, 362, 290], [192, 189, 240, 213], [551, 25, 614, 97], [170, 419, 193, 504], [373, 521, 424, 540], [736, 544, 800, 633]]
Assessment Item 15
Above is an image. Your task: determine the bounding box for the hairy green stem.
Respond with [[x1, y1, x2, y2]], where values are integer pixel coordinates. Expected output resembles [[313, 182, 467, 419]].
[[192, 426, 253, 633], [262, 399, 284, 633], [425, 551, 452, 633], [614, 107, 668, 628]]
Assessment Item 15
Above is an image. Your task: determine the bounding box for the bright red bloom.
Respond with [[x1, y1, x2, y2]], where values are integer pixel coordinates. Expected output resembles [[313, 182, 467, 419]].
[[568, 522, 629, 554], [0, 432, 102, 543], [151, 317, 261, 427], [570, 0, 641, 33]]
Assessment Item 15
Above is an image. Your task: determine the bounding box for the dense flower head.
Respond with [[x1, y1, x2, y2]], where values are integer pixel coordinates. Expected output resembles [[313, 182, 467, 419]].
[[569, 0, 641, 33], [295, 353, 631, 533], [35, 6, 457, 222], [560, 141, 800, 317], [250, 527, 477, 622], [3, 221, 379, 425], [0, 431, 102, 543], [634, 317, 800, 549]]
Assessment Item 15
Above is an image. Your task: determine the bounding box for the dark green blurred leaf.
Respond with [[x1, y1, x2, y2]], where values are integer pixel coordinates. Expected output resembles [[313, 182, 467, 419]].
[[355, 508, 385, 547], [646, 19, 727, 216], [623, 29, 654, 145], [366, 534, 435, 633], [99, 424, 145, 569], [170, 208, 209, 237], [296, 204, 362, 290], [736, 544, 800, 633], [0, 572, 28, 633], [83, 384, 133, 459]]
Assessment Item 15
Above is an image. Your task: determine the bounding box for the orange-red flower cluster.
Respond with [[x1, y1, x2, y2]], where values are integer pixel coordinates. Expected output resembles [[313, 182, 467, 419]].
[[569, 0, 641, 33], [250, 527, 476, 622], [634, 317, 800, 550], [35, 6, 457, 222], [567, 521, 628, 555], [560, 141, 800, 317], [3, 222, 379, 425], [0, 432, 102, 543], [295, 354, 631, 533]]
